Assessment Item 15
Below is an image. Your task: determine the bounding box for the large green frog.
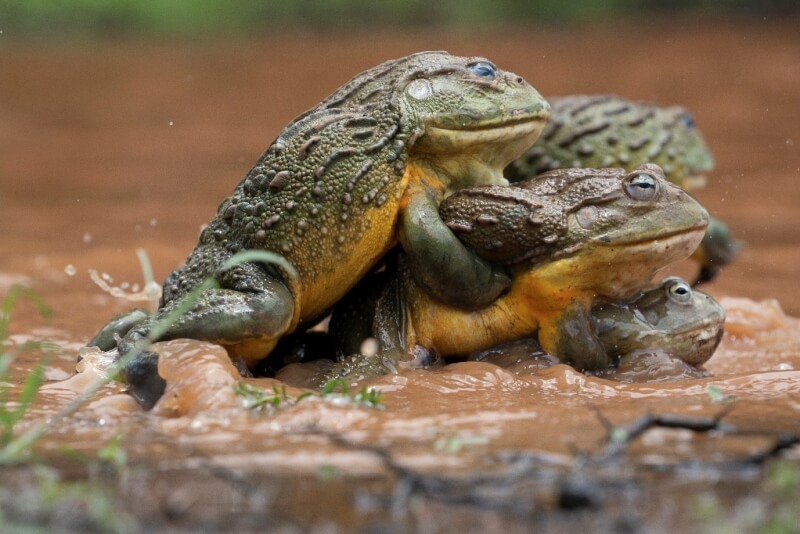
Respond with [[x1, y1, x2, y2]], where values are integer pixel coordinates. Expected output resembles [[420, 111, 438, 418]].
[[329, 163, 709, 374], [505, 95, 739, 284], [88, 52, 549, 407]]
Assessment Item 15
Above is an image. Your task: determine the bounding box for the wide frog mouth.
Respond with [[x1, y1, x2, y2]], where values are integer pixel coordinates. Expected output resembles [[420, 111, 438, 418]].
[[594, 224, 708, 249], [424, 110, 549, 148]]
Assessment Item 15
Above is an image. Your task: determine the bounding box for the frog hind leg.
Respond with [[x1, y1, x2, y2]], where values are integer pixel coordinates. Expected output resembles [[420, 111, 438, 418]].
[[118, 262, 295, 408], [539, 301, 611, 371]]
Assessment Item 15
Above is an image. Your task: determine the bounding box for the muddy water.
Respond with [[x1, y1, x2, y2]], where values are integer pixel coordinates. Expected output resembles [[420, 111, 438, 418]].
[[2, 20, 800, 531]]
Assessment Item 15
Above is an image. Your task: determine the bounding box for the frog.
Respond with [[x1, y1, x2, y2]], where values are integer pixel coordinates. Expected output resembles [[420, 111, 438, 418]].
[[328, 163, 710, 377], [469, 277, 725, 373], [86, 51, 550, 408], [504, 95, 739, 285], [265, 275, 724, 386], [591, 276, 725, 367]]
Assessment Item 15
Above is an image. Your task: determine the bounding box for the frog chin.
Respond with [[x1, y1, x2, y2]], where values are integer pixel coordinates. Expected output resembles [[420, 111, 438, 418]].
[[578, 228, 708, 299], [414, 157, 509, 197]]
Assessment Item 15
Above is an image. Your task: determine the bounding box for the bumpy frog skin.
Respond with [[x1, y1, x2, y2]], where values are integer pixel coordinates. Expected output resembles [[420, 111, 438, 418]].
[[87, 52, 549, 407], [592, 277, 725, 366], [505, 95, 739, 284], [330, 163, 709, 374], [468, 277, 724, 372]]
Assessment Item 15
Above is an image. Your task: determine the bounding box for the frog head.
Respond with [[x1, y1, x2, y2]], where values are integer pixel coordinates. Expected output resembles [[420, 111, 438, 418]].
[[381, 52, 550, 193], [304, 52, 548, 194], [441, 163, 709, 299], [593, 277, 725, 366]]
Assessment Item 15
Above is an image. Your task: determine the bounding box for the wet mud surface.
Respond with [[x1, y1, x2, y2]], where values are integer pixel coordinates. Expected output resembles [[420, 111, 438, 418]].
[[1, 19, 800, 532]]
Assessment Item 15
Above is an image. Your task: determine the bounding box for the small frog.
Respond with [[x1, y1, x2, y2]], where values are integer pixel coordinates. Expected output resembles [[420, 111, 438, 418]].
[[592, 276, 725, 367], [469, 277, 724, 373], [329, 163, 709, 375], [87, 52, 549, 407], [505, 95, 739, 284]]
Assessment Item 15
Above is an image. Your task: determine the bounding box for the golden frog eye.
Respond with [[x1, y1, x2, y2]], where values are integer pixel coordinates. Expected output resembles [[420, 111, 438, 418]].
[[624, 172, 659, 201], [665, 278, 693, 305], [467, 61, 496, 80]]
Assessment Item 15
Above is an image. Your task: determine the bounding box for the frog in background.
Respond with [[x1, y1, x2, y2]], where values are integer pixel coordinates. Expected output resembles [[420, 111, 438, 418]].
[[505, 95, 739, 285]]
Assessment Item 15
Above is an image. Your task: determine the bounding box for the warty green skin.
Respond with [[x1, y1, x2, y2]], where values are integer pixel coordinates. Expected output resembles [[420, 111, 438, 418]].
[[327, 163, 710, 380], [505, 94, 739, 284], [86, 51, 549, 408]]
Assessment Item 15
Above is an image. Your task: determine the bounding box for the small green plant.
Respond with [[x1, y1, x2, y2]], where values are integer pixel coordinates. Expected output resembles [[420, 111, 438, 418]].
[[319, 378, 383, 408], [235, 382, 293, 412], [706, 383, 736, 404], [0, 285, 53, 455], [235, 378, 383, 413]]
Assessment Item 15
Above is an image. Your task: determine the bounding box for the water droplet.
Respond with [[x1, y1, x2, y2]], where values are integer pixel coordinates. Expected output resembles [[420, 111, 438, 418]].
[[64, 264, 76, 276], [82, 232, 92, 244], [169, 121, 174, 126], [149, 218, 158, 227]]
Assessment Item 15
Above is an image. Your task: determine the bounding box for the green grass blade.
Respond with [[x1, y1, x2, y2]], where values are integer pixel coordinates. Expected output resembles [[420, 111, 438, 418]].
[[1, 285, 52, 342], [12, 358, 46, 423], [222, 249, 298, 279]]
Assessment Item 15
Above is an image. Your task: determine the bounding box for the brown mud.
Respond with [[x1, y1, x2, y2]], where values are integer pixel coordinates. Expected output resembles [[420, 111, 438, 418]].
[[1, 19, 800, 532]]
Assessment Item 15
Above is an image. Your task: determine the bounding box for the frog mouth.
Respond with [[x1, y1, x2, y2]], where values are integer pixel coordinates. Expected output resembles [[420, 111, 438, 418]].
[[426, 113, 549, 135], [595, 226, 707, 249], [673, 320, 725, 338]]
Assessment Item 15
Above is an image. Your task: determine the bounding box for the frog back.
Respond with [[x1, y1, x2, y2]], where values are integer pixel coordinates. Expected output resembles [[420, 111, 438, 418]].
[[206, 105, 411, 322], [506, 95, 713, 187]]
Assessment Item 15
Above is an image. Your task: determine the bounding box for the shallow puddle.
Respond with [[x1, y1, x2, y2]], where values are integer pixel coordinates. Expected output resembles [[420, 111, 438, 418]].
[[2, 20, 800, 531]]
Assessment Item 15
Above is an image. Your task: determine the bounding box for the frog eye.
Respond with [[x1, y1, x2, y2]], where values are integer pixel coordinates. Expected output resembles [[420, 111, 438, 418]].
[[679, 113, 696, 129], [624, 172, 659, 201], [468, 62, 497, 80], [665, 279, 693, 305], [406, 79, 433, 100]]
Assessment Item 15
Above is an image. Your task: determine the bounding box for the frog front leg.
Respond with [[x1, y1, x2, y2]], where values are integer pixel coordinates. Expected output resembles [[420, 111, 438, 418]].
[[399, 184, 511, 310], [539, 301, 611, 371], [114, 262, 295, 408], [86, 308, 150, 352]]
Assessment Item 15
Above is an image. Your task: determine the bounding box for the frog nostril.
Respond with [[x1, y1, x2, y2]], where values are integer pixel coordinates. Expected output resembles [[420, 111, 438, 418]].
[[515, 76, 524, 84]]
